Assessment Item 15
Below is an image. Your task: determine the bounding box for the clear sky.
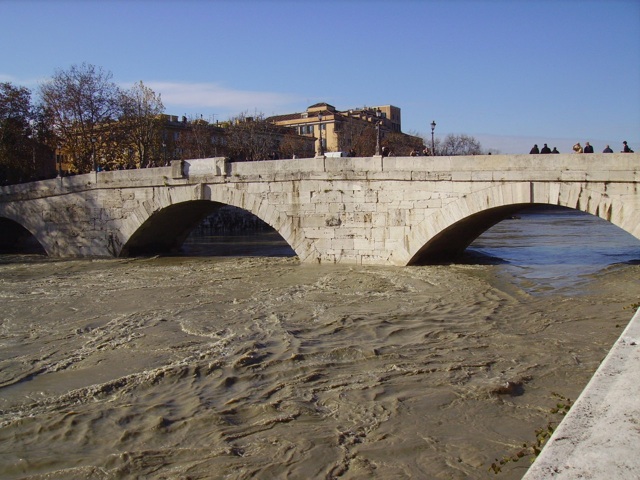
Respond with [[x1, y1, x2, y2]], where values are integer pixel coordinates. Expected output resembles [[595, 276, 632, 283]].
[[1, 0, 638, 154]]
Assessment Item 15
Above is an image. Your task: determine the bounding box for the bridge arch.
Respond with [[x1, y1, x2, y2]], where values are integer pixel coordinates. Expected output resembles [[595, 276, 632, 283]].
[[406, 182, 640, 265], [0, 203, 50, 254], [117, 184, 303, 258], [0, 216, 47, 254]]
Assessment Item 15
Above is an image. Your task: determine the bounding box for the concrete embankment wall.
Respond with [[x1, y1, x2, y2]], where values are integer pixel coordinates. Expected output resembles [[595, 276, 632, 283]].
[[523, 307, 640, 479]]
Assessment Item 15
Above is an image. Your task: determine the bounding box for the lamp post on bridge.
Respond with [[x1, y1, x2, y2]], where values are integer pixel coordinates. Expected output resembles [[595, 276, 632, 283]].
[[374, 109, 383, 156], [56, 144, 63, 186], [26, 119, 37, 181], [317, 113, 325, 157], [91, 137, 97, 182], [430, 120, 436, 156]]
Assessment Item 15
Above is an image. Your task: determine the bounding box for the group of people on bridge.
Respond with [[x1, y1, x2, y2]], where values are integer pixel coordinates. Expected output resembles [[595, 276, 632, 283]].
[[530, 141, 634, 154]]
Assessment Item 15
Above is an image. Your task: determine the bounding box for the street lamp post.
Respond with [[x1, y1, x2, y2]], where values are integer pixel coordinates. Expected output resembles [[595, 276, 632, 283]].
[[28, 120, 36, 180], [375, 110, 383, 156], [430, 120, 436, 156], [91, 137, 97, 183], [56, 145, 62, 185], [91, 137, 97, 171], [317, 113, 325, 157]]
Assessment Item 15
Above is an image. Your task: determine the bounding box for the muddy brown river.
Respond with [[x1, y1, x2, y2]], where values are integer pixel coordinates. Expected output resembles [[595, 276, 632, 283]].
[[0, 208, 638, 479]]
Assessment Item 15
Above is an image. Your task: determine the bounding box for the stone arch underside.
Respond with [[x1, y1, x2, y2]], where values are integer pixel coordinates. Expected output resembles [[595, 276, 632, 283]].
[[0, 216, 47, 254], [119, 200, 223, 256], [0, 205, 48, 254], [406, 182, 640, 266], [118, 184, 302, 258]]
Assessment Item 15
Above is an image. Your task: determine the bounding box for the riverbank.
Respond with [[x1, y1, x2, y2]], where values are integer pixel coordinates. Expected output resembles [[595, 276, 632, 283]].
[[523, 306, 640, 479]]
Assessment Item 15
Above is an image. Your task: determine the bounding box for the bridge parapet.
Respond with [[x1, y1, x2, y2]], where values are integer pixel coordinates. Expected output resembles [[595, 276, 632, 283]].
[[1, 154, 637, 201], [181, 158, 229, 178], [0, 165, 176, 201], [226, 153, 639, 183]]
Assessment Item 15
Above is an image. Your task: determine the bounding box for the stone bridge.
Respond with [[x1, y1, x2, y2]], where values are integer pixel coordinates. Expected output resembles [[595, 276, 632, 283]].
[[0, 153, 638, 265]]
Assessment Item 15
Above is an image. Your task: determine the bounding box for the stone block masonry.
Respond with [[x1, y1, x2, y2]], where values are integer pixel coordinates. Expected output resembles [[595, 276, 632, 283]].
[[0, 154, 638, 265]]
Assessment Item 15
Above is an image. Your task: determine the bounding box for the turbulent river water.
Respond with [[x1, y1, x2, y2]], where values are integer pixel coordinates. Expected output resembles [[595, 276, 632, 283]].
[[0, 207, 639, 479]]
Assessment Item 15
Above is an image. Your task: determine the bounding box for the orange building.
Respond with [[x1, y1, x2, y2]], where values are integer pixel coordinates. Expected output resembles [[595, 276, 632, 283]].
[[268, 103, 419, 155]]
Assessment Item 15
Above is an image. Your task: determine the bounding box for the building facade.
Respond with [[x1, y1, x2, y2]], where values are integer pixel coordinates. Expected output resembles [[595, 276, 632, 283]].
[[152, 115, 315, 163], [268, 103, 422, 156]]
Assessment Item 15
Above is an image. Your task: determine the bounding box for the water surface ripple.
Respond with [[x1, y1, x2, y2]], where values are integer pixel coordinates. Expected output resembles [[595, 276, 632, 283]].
[[0, 209, 638, 479]]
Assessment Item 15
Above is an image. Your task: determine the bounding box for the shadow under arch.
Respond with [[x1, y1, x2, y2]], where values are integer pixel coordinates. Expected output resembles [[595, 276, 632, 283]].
[[408, 203, 529, 265], [119, 200, 296, 258], [407, 181, 639, 266], [120, 200, 220, 256], [0, 217, 47, 255]]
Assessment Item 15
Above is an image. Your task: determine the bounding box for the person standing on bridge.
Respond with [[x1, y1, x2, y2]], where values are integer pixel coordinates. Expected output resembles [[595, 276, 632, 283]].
[[603, 145, 613, 153], [552, 147, 560, 153], [584, 142, 594, 153], [622, 141, 634, 153], [540, 144, 551, 154], [529, 144, 540, 154], [573, 143, 583, 153]]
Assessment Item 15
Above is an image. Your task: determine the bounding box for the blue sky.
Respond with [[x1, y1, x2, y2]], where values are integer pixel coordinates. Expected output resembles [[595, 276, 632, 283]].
[[1, 0, 638, 154]]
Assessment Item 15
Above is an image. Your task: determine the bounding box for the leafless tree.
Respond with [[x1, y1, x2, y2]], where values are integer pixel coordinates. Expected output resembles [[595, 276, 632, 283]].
[[279, 129, 314, 159], [335, 120, 423, 156], [120, 81, 165, 168], [435, 134, 484, 156], [335, 120, 376, 156], [225, 112, 279, 162], [382, 131, 424, 156], [0, 83, 34, 183], [40, 63, 122, 172], [0, 83, 54, 184], [176, 116, 222, 161]]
